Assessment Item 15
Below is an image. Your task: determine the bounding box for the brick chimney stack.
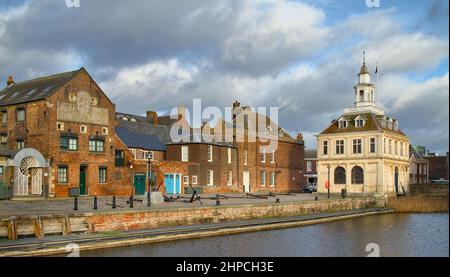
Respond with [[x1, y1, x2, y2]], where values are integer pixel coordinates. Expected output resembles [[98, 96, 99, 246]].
[[6, 76, 14, 87], [146, 111, 158, 125]]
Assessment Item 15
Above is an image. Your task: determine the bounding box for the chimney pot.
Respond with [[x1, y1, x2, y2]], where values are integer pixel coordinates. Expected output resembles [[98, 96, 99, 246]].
[[7, 76, 14, 87]]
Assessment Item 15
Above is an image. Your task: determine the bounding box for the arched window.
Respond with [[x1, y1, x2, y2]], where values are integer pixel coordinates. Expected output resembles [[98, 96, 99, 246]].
[[351, 166, 364, 184], [334, 166, 346, 184]]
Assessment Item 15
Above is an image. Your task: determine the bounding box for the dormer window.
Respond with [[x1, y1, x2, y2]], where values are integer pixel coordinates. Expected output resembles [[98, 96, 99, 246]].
[[392, 120, 398, 131], [355, 116, 365, 128], [338, 117, 348, 128]]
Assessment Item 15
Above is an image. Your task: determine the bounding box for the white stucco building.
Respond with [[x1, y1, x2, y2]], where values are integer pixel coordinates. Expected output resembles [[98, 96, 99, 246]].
[[317, 55, 410, 196]]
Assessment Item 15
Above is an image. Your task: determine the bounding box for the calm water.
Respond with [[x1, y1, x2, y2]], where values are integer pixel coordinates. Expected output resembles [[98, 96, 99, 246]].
[[81, 213, 449, 257]]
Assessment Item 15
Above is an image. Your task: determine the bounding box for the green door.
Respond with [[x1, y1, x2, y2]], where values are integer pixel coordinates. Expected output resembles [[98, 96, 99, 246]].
[[134, 174, 146, 195], [80, 166, 87, 195]]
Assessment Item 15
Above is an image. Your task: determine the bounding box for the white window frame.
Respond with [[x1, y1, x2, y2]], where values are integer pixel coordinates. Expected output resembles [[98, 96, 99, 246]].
[[243, 150, 248, 165], [261, 170, 266, 187], [270, 171, 276, 187], [227, 171, 232, 186], [183, 175, 189, 185], [270, 151, 275, 163], [181, 146, 189, 162], [208, 145, 213, 162], [336, 140, 345, 155], [370, 138, 376, 153], [227, 147, 232, 164], [306, 161, 312, 172], [260, 148, 266, 163], [207, 170, 214, 186], [192, 175, 198, 185], [352, 139, 362, 154]]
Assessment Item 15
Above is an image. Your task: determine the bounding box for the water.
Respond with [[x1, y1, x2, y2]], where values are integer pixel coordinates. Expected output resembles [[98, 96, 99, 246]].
[[81, 213, 449, 257]]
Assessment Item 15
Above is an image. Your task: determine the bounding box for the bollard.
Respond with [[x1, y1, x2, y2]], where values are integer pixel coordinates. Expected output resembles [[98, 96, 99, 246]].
[[147, 192, 151, 207], [315, 196, 318, 201], [216, 200, 220, 206], [93, 196, 98, 210], [129, 196, 134, 208], [112, 196, 116, 209], [276, 198, 280, 203], [73, 197, 78, 211]]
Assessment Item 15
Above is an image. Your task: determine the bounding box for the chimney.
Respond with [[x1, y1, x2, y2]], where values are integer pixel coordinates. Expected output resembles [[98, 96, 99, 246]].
[[177, 106, 187, 121], [296, 133, 304, 142], [146, 111, 158, 125], [232, 100, 241, 120], [6, 76, 14, 87]]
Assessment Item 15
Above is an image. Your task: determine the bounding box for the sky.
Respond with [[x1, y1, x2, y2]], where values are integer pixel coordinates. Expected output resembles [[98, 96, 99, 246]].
[[0, 0, 448, 153]]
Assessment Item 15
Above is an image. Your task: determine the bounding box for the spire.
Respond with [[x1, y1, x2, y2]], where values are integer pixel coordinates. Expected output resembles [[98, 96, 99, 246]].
[[359, 51, 369, 75]]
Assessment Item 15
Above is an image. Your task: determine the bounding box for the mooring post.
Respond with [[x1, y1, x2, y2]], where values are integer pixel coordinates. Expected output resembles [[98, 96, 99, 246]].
[[93, 196, 98, 210], [147, 191, 151, 207], [74, 197, 78, 211], [8, 217, 17, 240], [315, 196, 318, 201], [129, 195, 134, 208], [276, 198, 280, 203], [216, 200, 220, 206], [112, 196, 116, 209]]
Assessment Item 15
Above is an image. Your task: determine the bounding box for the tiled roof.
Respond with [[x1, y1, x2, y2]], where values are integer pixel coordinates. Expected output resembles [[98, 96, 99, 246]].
[[116, 118, 172, 144], [115, 127, 167, 151], [0, 68, 82, 107], [320, 112, 406, 136]]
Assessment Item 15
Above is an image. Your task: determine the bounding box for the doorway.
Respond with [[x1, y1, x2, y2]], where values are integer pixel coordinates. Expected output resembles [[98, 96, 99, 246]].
[[79, 166, 87, 195], [134, 174, 146, 195], [243, 171, 250, 193]]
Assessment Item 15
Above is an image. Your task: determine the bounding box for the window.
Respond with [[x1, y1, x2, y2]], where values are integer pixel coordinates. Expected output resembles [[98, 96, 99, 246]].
[[384, 138, 387, 154], [370, 138, 376, 153], [352, 139, 362, 154], [0, 166, 4, 176], [270, 151, 275, 163], [207, 170, 213, 186], [80, 125, 87, 133], [57, 122, 64, 131], [192, 175, 198, 185], [355, 118, 365, 127], [395, 141, 398, 155], [400, 142, 404, 156], [183, 175, 189, 185], [243, 150, 248, 165], [60, 136, 78, 151], [89, 139, 104, 152], [260, 148, 266, 163], [338, 119, 348, 128], [1, 134, 7, 143], [227, 147, 232, 164], [207, 145, 213, 162], [270, 172, 276, 187], [16, 139, 25, 150], [1, 111, 7, 124], [323, 141, 328, 155], [261, 170, 266, 186], [115, 150, 124, 167], [102, 127, 108, 135], [389, 139, 393, 154], [16, 108, 25, 122], [58, 166, 68, 183], [334, 167, 346, 184], [181, 146, 189, 162], [336, 140, 345, 155], [99, 167, 107, 183], [227, 171, 232, 186], [351, 166, 364, 184], [306, 161, 312, 172]]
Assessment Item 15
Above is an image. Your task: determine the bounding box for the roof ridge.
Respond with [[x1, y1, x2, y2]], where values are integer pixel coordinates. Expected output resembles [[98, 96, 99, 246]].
[[6, 68, 82, 87]]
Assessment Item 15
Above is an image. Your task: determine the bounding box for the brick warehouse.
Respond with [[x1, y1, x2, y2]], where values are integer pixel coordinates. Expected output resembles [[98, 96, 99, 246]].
[[0, 68, 306, 199]]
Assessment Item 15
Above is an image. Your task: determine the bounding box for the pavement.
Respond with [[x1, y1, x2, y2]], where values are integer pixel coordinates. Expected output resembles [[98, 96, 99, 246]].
[[0, 192, 353, 217]]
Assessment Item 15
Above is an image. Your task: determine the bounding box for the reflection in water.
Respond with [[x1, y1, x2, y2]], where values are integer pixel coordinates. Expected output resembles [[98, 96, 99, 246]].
[[81, 213, 449, 257]]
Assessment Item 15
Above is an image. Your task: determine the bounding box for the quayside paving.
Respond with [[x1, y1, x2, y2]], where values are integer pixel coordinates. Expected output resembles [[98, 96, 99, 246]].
[[0, 207, 393, 257]]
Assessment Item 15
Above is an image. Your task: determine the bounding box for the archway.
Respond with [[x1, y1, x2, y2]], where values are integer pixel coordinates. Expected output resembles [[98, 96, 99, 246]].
[[351, 166, 364, 184], [334, 166, 346, 184], [10, 148, 47, 197]]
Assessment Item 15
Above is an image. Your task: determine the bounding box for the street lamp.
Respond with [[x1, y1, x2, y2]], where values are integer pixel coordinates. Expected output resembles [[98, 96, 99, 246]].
[[146, 151, 153, 207], [327, 164, 331, 199]]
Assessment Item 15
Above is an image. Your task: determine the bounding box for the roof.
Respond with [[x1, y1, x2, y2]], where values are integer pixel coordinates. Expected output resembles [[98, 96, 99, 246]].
[[0, 68, 82, 107], [167, 132, 237, 148], [320, 112, 406, 136], [116, 112, 177, 127], [409, 145, 427, 161], [359, 62, 369, 75], [304, 149, 317, 159], [115, 127, 167, 151], [0, 149, 19, 158], [116, 118, 172, 144]]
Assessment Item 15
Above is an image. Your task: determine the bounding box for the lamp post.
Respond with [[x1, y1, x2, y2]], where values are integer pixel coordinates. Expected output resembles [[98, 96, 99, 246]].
[[146, 151, 153, 207], [327, 164, 331, 199]]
